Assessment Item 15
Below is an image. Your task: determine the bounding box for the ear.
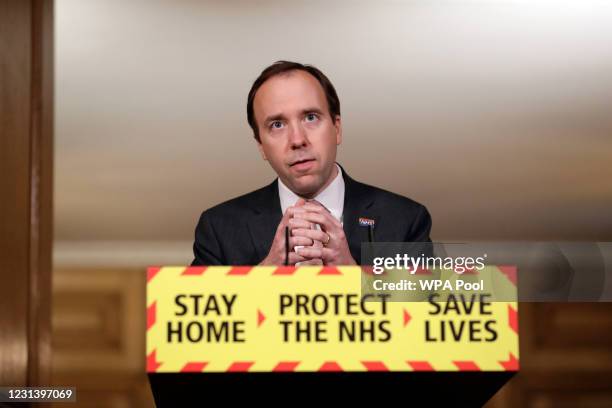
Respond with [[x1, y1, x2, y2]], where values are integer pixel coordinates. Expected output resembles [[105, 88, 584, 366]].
[[334, 115, 342, 145], [256, 139, 268, 161]]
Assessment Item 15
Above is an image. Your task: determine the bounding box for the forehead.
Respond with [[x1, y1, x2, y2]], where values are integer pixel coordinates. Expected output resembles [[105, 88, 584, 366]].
[[253, 70, 329, 119]]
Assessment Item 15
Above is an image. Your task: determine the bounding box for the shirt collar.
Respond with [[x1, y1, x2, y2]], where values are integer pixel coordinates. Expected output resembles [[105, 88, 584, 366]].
[[278, 163, 345, 222]]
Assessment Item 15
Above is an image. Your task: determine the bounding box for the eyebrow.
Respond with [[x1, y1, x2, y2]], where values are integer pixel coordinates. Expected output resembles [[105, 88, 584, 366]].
[[302, 107, 324, 116], [263, 108, 325, 125], [264, 113, 286, 124]]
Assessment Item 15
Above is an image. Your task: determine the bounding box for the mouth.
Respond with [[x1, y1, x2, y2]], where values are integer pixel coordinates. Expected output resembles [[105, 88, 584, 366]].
[[290, 158, 315, 166], [289, 158, 316, 172]]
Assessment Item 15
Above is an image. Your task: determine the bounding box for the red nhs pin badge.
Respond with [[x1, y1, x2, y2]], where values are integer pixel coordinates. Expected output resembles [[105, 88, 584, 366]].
[[358, 217, 375, 227]]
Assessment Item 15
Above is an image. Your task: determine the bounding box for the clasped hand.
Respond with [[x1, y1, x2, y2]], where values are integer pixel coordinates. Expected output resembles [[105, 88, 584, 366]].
[[260, 199, 357, 266]]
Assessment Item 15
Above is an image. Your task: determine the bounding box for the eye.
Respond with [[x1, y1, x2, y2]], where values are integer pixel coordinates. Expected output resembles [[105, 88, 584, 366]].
[[305, 113, 318, 122], [270, 121, 284, 130]]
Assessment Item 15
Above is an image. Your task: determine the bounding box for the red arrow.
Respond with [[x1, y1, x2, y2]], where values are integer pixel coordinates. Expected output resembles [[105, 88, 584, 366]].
[[403, 308, 411, 327], [257, 309, 266, 327]]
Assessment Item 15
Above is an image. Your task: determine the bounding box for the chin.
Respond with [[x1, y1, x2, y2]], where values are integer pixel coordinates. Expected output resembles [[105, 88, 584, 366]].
[[290, 176, 321, 197]]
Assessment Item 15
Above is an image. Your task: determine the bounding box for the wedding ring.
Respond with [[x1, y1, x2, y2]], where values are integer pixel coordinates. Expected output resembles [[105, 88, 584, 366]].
[[323, 233, 331, 246]]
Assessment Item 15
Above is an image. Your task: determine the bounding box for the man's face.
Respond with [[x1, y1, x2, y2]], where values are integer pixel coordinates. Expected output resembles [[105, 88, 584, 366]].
[[253, 70, 342, 197]]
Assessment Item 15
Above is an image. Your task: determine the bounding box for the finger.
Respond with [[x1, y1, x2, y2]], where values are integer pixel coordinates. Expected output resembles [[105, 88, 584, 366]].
[[284, 198, 312, 220], [285, 206, 308, 219], [290, 236, 314, 247], [296, 246, 333, 261], [291, 228, 329, 243], [288, 251, 308, 265], [294, 211, 327, 226], [300, 204, 342, 230], [296, 246, 321, 259], [280, 205, 297, 228], [279, 206, 309, 239], [288, 218, 313, 230], [294, 205, 341, 226], [300, 202, 331, 214], [294, 211, 341, 232]]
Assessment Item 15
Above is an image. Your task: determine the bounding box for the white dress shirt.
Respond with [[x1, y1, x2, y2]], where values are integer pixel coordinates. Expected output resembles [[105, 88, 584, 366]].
[[278, 163, 345, 223]]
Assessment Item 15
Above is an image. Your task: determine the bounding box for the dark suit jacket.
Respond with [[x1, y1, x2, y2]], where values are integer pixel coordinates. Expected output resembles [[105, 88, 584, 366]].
[[192, 168, 432, 266]]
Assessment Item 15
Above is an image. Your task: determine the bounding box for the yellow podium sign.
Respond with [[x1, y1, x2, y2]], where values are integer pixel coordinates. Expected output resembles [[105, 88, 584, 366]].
[[146, 266, 518, 373]]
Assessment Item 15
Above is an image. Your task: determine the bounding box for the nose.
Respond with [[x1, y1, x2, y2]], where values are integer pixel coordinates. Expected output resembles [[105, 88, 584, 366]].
[[288, 122, 308, 149]]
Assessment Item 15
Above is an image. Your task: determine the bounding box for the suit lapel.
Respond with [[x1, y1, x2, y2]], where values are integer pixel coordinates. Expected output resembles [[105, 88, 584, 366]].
[[341, 168, 378, 263], [247, 180, 282, 262]]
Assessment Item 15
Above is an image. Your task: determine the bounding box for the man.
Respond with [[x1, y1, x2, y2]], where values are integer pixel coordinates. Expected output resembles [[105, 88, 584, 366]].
[[192, 61, 431, 266]]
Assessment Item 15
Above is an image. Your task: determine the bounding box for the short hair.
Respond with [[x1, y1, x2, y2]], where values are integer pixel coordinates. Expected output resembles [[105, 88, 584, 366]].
[[247, 61, 341, 142]]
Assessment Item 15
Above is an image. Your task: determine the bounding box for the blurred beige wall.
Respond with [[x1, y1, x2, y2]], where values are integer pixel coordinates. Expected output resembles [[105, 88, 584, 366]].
[[54, 0, 612, 264]]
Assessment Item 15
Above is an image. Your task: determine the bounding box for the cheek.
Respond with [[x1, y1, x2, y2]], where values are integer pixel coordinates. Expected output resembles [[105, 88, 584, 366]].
[[317, 132, 338, 157], [311, 127, 336, 150], [263, 145, 287, 168]]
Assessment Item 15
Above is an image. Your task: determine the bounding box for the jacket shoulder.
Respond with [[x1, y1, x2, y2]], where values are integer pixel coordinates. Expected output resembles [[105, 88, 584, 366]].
[[353, 179, 428, 213], [198, 181, 275, 221]]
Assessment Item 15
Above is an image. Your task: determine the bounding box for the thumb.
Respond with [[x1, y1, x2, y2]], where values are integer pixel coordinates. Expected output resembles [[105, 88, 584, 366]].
[[283, 199, 306, 222], [279, 203, 295, 227]]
